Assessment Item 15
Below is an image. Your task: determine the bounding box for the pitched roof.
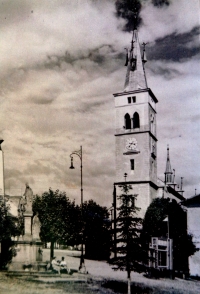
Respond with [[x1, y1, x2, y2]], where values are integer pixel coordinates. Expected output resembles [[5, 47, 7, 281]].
[[182, 194, 200, 207]]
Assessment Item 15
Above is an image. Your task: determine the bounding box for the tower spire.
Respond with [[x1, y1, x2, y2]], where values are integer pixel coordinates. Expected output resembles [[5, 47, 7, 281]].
[[124, 29, 148, 92], [165, 145, 173, 184]]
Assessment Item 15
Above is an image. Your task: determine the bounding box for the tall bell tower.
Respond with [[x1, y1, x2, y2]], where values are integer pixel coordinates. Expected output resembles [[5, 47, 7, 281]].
[[113, 29, 158, 217]]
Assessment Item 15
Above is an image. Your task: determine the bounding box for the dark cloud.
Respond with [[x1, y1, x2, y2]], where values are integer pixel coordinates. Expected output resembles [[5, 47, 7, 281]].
[[88, 45, 115, 64], [115, 0, 171, 32], [115, 0, 142, 31], [45, 51, 74, 69], [151, 0, 170, 7], [148, 65, 181, 80], [147, 26, 200, 62], [44, 45, 122, 70], [30, 95, 55, 105]]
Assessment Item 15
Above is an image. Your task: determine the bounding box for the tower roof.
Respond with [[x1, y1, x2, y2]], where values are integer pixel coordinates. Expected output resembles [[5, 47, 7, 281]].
[[124, 30, 147, 92], [165, 146, 172, 174]]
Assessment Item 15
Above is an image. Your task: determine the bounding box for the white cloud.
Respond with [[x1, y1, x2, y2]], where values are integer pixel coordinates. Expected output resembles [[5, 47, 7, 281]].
[[140, 0, 200, 42]]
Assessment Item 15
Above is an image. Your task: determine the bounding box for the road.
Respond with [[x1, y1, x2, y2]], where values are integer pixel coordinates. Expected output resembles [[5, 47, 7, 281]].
[[42, 248, 200, 294]]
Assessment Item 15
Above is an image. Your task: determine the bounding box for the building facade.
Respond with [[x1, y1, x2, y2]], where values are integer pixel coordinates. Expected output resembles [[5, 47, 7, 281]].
[[111, 28, 190, 275], [183, 195, 200, 276], [113, 29, 158, 217]]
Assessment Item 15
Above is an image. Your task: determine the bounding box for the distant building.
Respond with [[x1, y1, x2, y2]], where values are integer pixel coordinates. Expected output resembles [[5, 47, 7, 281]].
[[183, 195, 200, 276], [157, 146, 185, 203]]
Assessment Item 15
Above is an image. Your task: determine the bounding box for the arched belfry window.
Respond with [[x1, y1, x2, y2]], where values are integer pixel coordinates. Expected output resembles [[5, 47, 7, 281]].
[[133, 112, 140, 128], [125, 113, 131, 129]]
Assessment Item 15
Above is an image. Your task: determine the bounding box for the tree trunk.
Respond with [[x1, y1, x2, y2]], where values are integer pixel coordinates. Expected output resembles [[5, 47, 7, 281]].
[[127, 270, 131, 294], [50, 241, 54, 261], [127, 277, 131, 294]]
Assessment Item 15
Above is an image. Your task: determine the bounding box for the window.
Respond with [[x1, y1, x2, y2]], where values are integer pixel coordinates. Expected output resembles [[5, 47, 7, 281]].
[[127, 96, 136, 103], [133, 112, 140, 128], [130, 159, 134, 170], [124, 113, 131, 129]]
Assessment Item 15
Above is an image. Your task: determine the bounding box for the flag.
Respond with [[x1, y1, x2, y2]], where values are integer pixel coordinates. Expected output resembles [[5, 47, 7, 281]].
[[163, 216, 168, 222]]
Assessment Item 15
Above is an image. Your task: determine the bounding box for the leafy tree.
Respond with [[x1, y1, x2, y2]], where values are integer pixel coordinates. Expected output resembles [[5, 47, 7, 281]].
[[82, 200, 110, 260], [32, 189, 79, 260], [109, 184, 143, 294], [141, 198, 197, 276], [0, 201, 19, 269]]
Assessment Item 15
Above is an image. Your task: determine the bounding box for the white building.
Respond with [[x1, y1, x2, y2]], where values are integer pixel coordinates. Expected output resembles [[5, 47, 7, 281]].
[[183, 195, 200, 276]]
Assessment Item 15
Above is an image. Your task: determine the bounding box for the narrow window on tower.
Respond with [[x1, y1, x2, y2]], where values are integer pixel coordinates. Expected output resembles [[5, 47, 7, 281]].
[[132, 96, 136, 103], [133, 112, 140, 128], [127, 97, 131, 104], [125, 113, 131, 129], [130, 159, 134, 170]]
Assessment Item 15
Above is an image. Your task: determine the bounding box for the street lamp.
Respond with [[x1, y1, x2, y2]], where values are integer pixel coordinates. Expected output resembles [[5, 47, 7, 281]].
[[69, 146, 87, 273]]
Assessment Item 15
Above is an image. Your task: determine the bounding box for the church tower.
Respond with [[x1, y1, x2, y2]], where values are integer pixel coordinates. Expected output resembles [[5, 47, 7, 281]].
[[113, 29, 158, 217]]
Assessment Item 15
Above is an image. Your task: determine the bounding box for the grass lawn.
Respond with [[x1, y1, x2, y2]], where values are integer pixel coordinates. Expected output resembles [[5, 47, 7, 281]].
[[0, 272, 112, 294], [2, 272, 200, 294]]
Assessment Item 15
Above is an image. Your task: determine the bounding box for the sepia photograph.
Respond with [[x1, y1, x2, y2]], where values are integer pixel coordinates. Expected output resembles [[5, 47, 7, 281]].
[[0, 0, 200, 293]]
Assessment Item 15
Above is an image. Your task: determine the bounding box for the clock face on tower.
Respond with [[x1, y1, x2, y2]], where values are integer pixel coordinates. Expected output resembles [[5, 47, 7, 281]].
[[126, 138, 138, 151]]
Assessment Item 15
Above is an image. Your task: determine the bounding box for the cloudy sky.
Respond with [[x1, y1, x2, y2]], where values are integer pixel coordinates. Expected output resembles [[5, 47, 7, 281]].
[[0, 0, 199, 207]]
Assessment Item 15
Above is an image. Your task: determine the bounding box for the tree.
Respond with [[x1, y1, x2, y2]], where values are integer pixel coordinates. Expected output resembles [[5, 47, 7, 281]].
[[32, 188, 79, 260], [141, 198, 197, 276], [109, 184, 144, 294], [82, 200, 110, 260], [0, 201, 19, 269]]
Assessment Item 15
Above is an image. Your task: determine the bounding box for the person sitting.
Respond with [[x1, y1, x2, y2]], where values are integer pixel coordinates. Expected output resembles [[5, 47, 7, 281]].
[[60, 256, 70, 274], [51, 256, 60, 274]]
